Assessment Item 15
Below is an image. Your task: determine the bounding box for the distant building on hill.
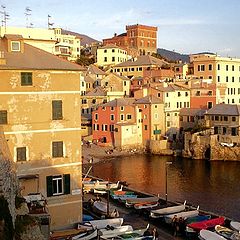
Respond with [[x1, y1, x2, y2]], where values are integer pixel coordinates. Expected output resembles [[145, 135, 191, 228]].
[[103, 24, 158, 57]]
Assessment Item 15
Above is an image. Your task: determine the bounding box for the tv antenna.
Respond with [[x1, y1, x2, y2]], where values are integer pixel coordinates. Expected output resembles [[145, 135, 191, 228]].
[[0, 5, 10, 33], [25, 7, 32, 28], [48, 14, 54, 29]]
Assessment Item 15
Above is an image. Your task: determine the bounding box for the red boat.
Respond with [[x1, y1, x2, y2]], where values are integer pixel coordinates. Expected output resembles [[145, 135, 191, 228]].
[[187, 217, 225, 232]]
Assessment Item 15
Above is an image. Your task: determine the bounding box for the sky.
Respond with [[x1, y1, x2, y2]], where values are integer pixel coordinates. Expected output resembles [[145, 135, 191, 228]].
[[2, 0, 240, 57]]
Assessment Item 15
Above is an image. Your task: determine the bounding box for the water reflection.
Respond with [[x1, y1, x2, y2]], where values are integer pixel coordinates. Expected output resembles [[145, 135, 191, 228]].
[[92, 155, 240, 221]]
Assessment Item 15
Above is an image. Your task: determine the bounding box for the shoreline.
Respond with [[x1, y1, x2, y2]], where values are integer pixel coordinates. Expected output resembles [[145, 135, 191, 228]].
[[82, 143, 146, 165]]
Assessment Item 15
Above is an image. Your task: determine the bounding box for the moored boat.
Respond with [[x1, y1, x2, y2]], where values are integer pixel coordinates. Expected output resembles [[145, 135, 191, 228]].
[[88, 218, 124, 229], [185, 215, 211, 225], [164, 208, 199, 224], [215, 225, 240, 240], [92, 201, 119, 217], [150, 201, 186, 218], [99, 225, 134, 239], [199, 229, 226, 240], [125, 196, 159, 208], [188, 216, 225, 232], [230, 221, 240, 232], [72, 229, 98, 240], [134, 201, 159, 210]]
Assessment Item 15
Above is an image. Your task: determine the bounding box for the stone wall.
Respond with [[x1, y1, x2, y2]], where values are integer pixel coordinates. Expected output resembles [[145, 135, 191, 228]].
[[0, 128, 18, 225], [149, 140, 174, 155], [183, 131, 240, 161]]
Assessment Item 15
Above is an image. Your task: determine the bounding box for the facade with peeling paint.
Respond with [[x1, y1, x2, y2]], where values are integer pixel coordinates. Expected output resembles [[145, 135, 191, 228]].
[[0, 34, 84, 229]]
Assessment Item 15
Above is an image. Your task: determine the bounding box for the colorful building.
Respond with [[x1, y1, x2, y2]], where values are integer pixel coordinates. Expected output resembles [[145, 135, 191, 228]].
[[103, 24, 158, 57], [0, 34, 84, 229], [96, 44, 130, 68], [190, 53, 240, 104]]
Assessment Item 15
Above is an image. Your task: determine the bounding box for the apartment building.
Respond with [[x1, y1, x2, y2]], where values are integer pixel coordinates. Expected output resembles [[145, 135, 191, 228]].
[[103, 24, 157, 57], [92, 98, 136, 146], [0, 26, 81, 61], [191, 53, 240, 104], [0, 34, 84, 229], [96, 44, 130, 68]]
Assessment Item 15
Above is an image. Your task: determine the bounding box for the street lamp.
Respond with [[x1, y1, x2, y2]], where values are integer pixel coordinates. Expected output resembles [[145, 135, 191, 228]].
[[165, 161, 172, 204]]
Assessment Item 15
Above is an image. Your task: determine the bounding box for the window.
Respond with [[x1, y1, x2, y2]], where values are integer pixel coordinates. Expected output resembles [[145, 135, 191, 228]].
[[208, 91, 213, 96], [92, 99, 96, 104], [224, 116, 228, 121], [232, 116, 236, 122], [21, 72, 32, 86], [154, 113, 158, 119], [232, 77, 235, 82], [110, 107, 114, 111], [0, 110, 7, 124], [226, 65, 228, 71], [104, 50, 107, 53], [217, 64, 220, 70], [110, 114, 114, 121], [232, 65, 235, 71], [127, 114, 132, 120], [11, 41, 20, 51], [110, 125, 114, 132], [102, 124, 108, 131], [123, 81, 127, 86], [112, 57, 115, 62], [196, 91, 201, 96], [185, 92, 188, 96], [95, 113, 98, 121], [46, 174, 70, 197], [112, 49, 115, 53], [52, 141, 63, 158], [16, 147, 26, 161], [226, 76, 229, 82], [120, 114, 124, 121], [217, 76, 220, 82], [207, 102, 213, 109], [178, 92, 181, 97], [104, 57, 107, 62], [144, 125, 148, 130], [52, 100, 63, 120], [158, 93, 161, 97], [120, 106, 124, 111], [209, 64, 212, 71], [198, 65, 205, 71]]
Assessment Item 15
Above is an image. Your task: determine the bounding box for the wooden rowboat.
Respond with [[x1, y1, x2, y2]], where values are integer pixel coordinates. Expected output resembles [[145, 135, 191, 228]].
[[99, 225, 134, 239], [150, 201, 186, 218], [215, 225, 240, 240], [164, 209, 199, 224], [199, 229, 226, 240], [188, 217, 225, 232], [134, 202, 159, 210], [125, 197, 159, 208], [230, 221, 240, 232]]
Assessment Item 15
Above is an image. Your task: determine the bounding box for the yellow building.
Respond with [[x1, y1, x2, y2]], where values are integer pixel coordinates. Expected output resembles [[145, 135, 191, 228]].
[[97, 44, 130, 68], [0, 26, 81, 61], [191, 53, 240, 104], [0, 34, 84, 229]]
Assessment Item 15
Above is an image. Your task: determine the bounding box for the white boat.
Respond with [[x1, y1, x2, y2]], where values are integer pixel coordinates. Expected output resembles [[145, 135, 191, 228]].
[[164, 208, 199, 224], [101, 224, 150, 240], [125, 197, 159, 208], [230, 221, 240, 232], [134, 202, 159, 210], [94, 180, 120, 190], [199, 229, 226, 240], [99, 225, 133, 239], [72, 229, 98, 240], [150, 201, 186, 218], [92, 201, 119, 217], [89, 218, 124, 229], [93, 189, 107, 194]]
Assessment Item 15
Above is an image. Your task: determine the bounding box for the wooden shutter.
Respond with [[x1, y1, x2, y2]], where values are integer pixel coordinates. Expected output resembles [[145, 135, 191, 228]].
[[52, 100, 63, 120], [46, 176, 53, 197], [64, 174, 70, 195]]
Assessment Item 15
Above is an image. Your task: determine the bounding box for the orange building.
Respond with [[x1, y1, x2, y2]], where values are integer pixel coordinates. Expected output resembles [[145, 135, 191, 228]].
[[103, 24, 157, 57]]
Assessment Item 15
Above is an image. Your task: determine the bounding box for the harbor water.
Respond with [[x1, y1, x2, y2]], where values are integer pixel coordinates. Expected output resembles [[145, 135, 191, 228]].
[[91, 154, 240, 221]]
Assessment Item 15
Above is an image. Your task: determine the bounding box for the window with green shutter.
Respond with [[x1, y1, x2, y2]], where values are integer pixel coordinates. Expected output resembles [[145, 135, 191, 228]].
[[16, 147, 26, 161], [52, 100, 63, 120], [21, 72, 32, 86], [52, 141, 63, 158], [46, 174, 70, 197], [0, 110, 7, 124]]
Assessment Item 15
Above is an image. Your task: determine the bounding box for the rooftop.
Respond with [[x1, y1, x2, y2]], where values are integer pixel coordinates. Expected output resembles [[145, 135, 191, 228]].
[[134, 95, 163, 104], [102, 98, 135, 107], [87, 64, 106, 75], [205, 104, 240, 116], [114, 55, 169, 68], [0, 36, 85, 71]]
